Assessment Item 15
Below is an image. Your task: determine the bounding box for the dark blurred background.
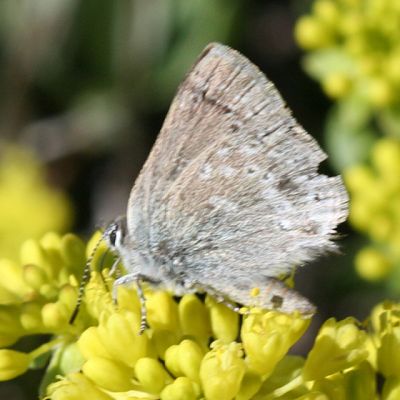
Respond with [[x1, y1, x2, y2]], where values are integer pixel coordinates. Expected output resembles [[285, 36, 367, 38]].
[[0, 1, 380, 398]]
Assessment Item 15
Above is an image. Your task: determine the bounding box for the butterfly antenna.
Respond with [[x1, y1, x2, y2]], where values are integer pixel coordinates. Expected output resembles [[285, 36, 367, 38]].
[[98, 247, 112, 293], [69, 234, 105, 324]]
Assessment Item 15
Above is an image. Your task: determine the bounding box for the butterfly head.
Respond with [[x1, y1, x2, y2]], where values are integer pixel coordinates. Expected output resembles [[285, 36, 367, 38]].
[[104, 216, 127, 252]]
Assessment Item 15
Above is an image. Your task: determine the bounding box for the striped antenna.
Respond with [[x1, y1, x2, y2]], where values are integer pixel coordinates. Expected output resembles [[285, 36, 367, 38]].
[[69, 232, 106, 324]]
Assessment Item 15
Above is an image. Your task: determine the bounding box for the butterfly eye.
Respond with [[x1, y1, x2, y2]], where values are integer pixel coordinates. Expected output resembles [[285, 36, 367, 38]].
[[109, 230, 117, 246]]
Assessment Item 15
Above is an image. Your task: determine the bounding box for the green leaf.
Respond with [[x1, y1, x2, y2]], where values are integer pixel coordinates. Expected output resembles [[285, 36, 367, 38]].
[[379, 105, 400, 139], [303, 48, 357, 81], [151, 0, 241, 106], [325, 103, 377, 171]]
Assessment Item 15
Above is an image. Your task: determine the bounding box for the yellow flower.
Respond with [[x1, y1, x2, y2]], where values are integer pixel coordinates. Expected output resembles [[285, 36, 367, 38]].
[[322, 72, 352, 98], [345, 138, 400, 282], [382, 377, 400, 400], [372, 303, 400, 379], [47, 373, 114, 400], [295, 0, 400, 108], [135, 357, 173, 394], [160, 377, 200, 400], [165, 339, 204, 383], [378, 328, 400, 378], [295, 16, 334, 49], [178, 294, 211, 347], [0, 349, 30, 380], [0, 232, 89, 350], [0, 144, 72, 260], [82, 356, 135, 392], [313, 0, 340, 25], [205, 295, 239, 343], [311, 361, 375, 399], [0, 231, 395, 399], [302, 317, 369, 381], [372, 138, 400, 181], [241, 310, 310, 376], [370, 301, 400, 334], [368, 78, 393, 107], [355, 246, 392, 281], [84, 310, 149, 368], [199, 341, 246, 400]]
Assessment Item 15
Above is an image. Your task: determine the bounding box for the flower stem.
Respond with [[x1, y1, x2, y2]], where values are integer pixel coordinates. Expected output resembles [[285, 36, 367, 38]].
[[273, 375, 304, 397]]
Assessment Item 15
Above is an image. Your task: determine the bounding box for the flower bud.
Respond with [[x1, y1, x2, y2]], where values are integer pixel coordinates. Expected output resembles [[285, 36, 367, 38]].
[[97, 311, 148, 367], [303, 318, 368, 381], [160, 377, 199, 400], [0, 309, 24, 346], [205, 295, 239, 343], [313, 0, 339, 25], [134, 357, 172, 394], [0, 349, 30, 380], [242, 311, 309, 376], [355, 247, 392, 281], [344, 166, 375, 193], [177, 339, 204, 383], [179, 294, 210, 345], [322, 73, 352, 99], [165, 344, 181, 377], [151, 329, 180, 359], [146, 290, 179, 332], [58, 284, 78, 312], [47, 372, 113, 400], [368, 78, 393, 107], [23, 263, 48, 290], [42, 302, 69, 329], [78, 327, 111, 360], [20, 239, 53, 278], [20, 303, 42, 331], [199, 341, 245, 400], [82, 357, 134, 392], [60, 234, 86, 274], [377, 327, 400, 378], [0, 259, 31, 299], [295, 16, 333, 49], [372, 138, 400, 179]]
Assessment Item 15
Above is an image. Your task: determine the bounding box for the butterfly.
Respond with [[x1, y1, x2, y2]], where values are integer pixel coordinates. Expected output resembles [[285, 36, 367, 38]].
[[98, 43, 348, 332]]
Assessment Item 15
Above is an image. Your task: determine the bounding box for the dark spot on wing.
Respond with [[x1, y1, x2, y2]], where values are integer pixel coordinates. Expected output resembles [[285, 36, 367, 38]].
[[277, 178, 298, 192], [271, 295, 283, 309]]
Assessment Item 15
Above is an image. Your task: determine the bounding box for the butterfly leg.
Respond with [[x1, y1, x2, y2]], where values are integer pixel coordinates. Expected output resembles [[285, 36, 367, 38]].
[[136, 279, 149, 334], [214, 294, 242, 313], [109, 257, 121, 276], [194, 283, 242, 314], [113, 273, 152, 335]]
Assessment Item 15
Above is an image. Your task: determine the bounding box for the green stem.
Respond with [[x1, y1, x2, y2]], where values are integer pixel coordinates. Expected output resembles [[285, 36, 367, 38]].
[[29, 337, 66, 360], [273, 375, 305, 397]]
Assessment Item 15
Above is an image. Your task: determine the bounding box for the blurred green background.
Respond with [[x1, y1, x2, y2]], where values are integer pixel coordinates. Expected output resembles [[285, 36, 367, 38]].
[[2, 0, 400, 398]]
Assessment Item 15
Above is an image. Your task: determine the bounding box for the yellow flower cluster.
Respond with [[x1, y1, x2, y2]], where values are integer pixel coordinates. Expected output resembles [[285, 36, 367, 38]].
[[0, 232, 89, 350], [43, 295, 400, 399], [0, 144, 72, 260], [345, 137, 400, 281], [295, 0, 400, 107], [1, 231, 400, 399]]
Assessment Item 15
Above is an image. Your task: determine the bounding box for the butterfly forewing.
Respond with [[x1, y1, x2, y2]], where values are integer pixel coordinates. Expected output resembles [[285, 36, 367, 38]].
[[125, 43, 348, 312]]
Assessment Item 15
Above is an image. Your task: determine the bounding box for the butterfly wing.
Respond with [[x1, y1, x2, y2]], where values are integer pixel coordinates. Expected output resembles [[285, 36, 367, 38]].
[[127, 43, 248, 247], [127, 43, 348, 310]]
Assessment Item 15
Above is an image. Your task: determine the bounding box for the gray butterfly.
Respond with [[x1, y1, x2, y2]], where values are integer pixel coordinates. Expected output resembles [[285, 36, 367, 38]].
[[104, 43, 348, 331]]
